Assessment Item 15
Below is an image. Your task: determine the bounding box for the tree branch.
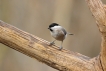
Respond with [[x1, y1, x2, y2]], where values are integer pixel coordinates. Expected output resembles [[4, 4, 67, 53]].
[[0, 20, 98, 71], [85, 0, 106, 70]]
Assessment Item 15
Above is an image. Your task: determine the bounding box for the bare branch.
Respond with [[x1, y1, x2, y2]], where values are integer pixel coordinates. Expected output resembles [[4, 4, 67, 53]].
[[85, 0, 106, 70], [86, 0, 105, 27], [0, 20, 98, 71]]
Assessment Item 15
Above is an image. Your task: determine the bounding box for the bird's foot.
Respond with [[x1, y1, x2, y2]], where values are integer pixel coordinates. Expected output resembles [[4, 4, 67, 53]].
[[59, 46, 63, 50], [49, 42, 55, 45]]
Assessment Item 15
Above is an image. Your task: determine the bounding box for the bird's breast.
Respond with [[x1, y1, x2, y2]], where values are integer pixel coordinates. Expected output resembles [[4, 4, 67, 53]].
[[50, 30, 66, 41]]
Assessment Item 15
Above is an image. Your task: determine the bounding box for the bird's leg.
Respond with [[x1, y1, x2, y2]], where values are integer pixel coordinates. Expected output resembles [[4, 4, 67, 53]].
[[49, 40, 56, 45], [59, 41, 63, 50]]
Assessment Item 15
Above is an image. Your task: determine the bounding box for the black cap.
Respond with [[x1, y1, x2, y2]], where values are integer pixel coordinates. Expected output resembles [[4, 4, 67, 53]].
[[48, 23, 59, 29]]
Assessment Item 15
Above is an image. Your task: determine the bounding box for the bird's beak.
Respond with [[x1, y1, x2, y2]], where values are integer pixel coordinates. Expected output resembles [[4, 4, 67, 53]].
[[48, 28, 50, 29]]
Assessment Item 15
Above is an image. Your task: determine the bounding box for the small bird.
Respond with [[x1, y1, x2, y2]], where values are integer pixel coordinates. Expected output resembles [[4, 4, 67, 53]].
[[48, 23, 73, 50]]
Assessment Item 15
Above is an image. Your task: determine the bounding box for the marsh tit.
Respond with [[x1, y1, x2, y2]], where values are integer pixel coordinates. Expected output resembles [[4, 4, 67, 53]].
[[48, 23, 73, 50]]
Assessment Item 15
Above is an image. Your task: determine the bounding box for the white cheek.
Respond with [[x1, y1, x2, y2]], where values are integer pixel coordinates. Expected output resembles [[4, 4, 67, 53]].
[[49, 29, 58, 38], [50, 31, 57, 38]]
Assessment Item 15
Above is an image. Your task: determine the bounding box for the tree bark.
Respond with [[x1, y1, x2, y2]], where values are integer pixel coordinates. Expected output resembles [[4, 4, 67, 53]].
[[85, 0, 106, 70], [0, 20, 97, 71], [0, 0, 105, 71]]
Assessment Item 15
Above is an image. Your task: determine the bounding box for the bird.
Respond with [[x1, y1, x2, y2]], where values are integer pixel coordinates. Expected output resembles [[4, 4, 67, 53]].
[[48, 23, 73, 50]]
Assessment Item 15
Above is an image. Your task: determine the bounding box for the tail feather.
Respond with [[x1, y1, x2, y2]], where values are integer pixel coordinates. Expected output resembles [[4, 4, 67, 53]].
[[68, 33, 74, 35]]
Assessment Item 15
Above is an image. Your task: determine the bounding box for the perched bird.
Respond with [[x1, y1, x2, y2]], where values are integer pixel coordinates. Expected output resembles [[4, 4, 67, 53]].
[[48, 23, 73, 50]]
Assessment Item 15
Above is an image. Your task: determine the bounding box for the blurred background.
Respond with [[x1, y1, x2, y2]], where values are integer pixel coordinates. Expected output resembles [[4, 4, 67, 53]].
[[0, 0, 106, 71]]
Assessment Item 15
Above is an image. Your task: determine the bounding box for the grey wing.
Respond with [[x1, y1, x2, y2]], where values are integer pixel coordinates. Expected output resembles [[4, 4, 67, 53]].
[[61, 28, 67, 35]]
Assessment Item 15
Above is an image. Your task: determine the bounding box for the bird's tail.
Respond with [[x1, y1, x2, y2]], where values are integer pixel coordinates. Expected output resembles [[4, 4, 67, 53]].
[[68, 33, 74, 35]]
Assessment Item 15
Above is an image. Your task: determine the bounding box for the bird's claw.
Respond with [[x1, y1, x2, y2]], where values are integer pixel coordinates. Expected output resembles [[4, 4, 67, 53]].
[[59, 46, 63, 50], [49, 42, 55, 45]]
